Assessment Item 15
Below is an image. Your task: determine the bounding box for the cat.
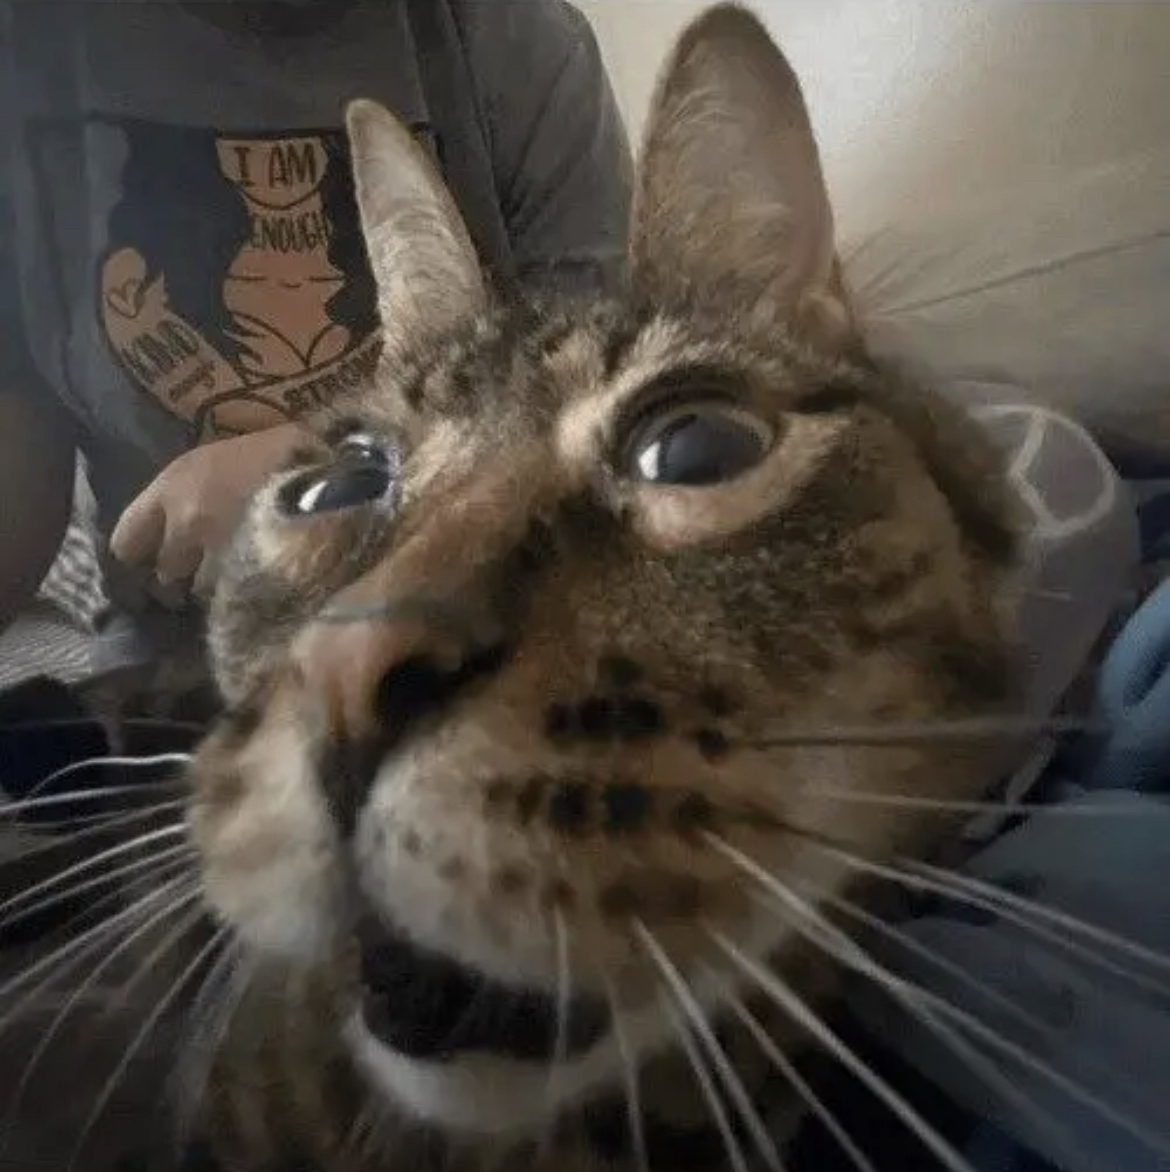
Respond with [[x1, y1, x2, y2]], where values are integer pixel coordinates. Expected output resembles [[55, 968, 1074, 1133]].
[[49, 5, 1027, 1169]]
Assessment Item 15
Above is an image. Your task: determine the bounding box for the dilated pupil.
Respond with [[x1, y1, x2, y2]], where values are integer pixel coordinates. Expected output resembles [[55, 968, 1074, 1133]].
[[639, 414, 766, 486], [289, 450, 393, 515]]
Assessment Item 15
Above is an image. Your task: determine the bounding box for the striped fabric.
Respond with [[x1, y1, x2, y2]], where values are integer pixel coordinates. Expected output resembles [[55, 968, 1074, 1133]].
[[0, 475, 110, 691]]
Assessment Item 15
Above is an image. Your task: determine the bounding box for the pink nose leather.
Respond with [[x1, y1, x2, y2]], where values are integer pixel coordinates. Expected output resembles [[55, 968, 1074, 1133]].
[[292, 598, 480, 744]]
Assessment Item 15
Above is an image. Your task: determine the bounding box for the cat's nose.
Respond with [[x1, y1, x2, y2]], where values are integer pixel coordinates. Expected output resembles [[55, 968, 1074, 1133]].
[[292, 597, 510, 749]]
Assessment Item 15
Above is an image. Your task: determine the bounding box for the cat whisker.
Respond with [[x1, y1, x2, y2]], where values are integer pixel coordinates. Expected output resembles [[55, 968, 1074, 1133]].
[[0, 868, 197, 1071], [635, 921, 786, 1172], [861, 934, 1170, 1161], [817, 883, 1059, 1042], [812, 883, 1170, 1126], [552, 908, 572, 1070], [0, 800, 187, 873], [704, 926, 979, 1172], [601, 973, 648, 1172], [170, 938, 249, 1160], [0, 839, 194, 943], [746, 715, 1094, 749], [714, 984, 878, 1172], [66, 919, 231, 1172], [715, 833, 1170, 1161], [1, 783, 186, 821], [790, 789, 1143, 818], [343, 1099, 379, 1170], [101, 894, 209, 1016], [13, 751, 192, 808], [1026, 586, 1075, 603], [1, 834, 192, 914], [0, 868, 194, 1009], [910, 856, 1170, 983], [0, 718, 204, 734], [6, 811, 157, 839], [813, 841, 1170, 997], [537, 909, 573, 1161], [0, 823, 188, 926], [1, 874, 202, 1148], [653, 966, 751, 1172], [707, 835, 1083, 1163]]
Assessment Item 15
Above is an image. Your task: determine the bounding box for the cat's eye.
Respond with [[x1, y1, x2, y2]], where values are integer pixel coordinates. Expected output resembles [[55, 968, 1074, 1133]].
[[624, 400, 774, 486], [280, 433, 398, 517]]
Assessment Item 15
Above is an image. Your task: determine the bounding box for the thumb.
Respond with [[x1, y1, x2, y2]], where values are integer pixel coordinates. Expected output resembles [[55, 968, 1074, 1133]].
[[110, 486, 167, 570]]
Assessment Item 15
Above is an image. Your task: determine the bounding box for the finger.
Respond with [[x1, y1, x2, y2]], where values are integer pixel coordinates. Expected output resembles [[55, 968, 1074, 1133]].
[[154, 527, 204, 590], [192, 551, 222, 604], [110, 491, 167, 569], [144, 577, 190, 612]]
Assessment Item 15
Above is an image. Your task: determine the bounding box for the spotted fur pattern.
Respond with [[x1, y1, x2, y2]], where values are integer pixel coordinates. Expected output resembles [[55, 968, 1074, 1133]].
[[177, 6, 1022, 1170]]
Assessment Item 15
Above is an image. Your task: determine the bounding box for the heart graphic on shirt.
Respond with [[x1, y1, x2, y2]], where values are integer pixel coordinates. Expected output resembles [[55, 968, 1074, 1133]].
[[105, 277, 147, 320]]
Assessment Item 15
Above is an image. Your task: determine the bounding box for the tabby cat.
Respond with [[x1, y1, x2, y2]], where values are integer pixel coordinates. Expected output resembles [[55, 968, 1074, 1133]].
[[181, 4, 1021, 1169]]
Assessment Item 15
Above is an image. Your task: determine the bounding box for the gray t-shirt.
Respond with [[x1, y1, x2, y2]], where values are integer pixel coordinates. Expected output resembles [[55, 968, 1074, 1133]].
[[0, 0, 632, 537]]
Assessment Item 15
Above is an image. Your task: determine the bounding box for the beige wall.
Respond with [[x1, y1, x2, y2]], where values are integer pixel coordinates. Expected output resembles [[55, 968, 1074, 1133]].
[[578, 1, 1170, 235]]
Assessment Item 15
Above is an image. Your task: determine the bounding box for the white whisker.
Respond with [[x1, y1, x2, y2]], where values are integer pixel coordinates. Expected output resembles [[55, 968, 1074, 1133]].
[[1027, 587, 1074, 602], [0, 840, 194, 932], [750, 716, 1093, 749], [708, 836, 1080, 1164], [2, 873, 201, 1143], [551, 907, 571, 1075], [537, 908, 572, 1161], [713, 981, 878, 1172], [798, 789, 1140, 818], [0, 800, 187, 872], [903, 970, 1170, 1161], [5, 807, 175, 838], [816, 885, 1170, 1132], [601, 973, 648, 1172], [814, 842, 1170, 995], [0, 824, 187, 924], [706, 928, 978, 1172], [0, 718, 202, 734], [170, 939, 248, 1157], [104, 892, 208, 1012], [716, 835, 1170, 1163], [1, 785, 186, 820], [0, 870, 195, 1012], [660, 994, 750, 1172], [911, 857, 1170, 982], [17, 752, 191, 807], [634, 921, 787, 1172], [66, 921, 229, 1172]]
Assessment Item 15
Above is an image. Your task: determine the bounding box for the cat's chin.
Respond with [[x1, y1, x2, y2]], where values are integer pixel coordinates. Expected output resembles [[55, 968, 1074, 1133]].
[[345, 1015, 608, 1135], [345, 1004, 661, 1136]]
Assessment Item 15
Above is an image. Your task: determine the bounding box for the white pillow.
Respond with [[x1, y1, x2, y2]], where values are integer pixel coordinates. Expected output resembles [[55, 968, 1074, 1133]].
[[843, 144, 1170, 461]]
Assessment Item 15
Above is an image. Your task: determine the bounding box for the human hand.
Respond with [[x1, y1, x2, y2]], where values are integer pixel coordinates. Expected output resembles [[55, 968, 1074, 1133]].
[[110, 423, 318, 599]]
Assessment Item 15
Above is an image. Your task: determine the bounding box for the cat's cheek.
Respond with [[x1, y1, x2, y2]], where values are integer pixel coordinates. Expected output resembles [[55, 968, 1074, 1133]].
[[189, 717, 345, 962]]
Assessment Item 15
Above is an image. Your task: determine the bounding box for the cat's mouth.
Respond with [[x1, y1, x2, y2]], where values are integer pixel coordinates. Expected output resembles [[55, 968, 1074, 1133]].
[[355, 913, 611, 1063]]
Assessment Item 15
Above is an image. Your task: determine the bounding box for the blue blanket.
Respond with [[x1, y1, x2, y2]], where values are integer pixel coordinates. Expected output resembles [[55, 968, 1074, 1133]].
[[840, 483, 1170, 1172]]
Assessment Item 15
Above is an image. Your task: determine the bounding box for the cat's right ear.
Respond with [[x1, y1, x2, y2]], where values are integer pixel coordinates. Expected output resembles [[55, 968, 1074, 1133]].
[[631, 5, 851, 343], [346, 100, 488, 357]]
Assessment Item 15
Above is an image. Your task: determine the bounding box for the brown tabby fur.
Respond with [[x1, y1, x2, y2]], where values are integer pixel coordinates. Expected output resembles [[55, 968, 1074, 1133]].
[[176, 6, 1022, 1169]]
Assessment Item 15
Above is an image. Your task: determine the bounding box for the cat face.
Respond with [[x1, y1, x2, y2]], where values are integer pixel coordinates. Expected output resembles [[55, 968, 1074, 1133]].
[[190, 2, 1020, 1139]]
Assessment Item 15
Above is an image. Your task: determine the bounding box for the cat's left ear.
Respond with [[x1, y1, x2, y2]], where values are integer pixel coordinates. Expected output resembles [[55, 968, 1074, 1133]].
[[346, 100, 488, 356]]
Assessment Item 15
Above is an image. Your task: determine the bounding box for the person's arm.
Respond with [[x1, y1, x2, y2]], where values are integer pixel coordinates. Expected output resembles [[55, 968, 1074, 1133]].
[[456, 0, 633, 297], [0, 198, 75, 632]]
